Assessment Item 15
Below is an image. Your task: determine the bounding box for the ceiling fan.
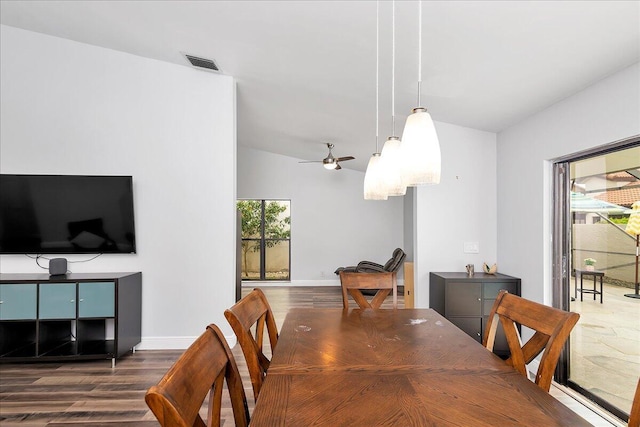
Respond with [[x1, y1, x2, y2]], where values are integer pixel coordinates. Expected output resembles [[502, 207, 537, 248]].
[[299, 143, 355, 170]]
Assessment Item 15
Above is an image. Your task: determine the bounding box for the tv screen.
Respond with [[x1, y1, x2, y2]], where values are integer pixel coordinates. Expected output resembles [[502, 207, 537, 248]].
[[0, 175, 136, 254]]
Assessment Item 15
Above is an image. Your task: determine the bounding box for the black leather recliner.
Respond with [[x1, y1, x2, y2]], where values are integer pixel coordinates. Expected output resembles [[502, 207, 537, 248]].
[[335, 248, 406, 275]]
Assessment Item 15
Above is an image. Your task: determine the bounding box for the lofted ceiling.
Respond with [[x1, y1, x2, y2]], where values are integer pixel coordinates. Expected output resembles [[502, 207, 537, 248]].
[[1, 1, 639, 171]]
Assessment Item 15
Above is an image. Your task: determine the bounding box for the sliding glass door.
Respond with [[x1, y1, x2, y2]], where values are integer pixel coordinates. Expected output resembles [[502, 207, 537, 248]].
[[553, 140, 640, 421]]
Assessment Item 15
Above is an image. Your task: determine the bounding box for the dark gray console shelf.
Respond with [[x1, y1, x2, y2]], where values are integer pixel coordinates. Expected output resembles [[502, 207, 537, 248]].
[[429, 272, 521, 358], [0, 272, 141, 365]]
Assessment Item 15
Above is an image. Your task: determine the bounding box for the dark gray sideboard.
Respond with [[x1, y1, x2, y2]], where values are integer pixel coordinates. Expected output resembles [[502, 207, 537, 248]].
[[429, 272, 521, 357]]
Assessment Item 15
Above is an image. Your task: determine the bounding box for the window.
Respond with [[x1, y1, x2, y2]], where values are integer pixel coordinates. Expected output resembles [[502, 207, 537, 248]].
[[237, 200, 291, 281]]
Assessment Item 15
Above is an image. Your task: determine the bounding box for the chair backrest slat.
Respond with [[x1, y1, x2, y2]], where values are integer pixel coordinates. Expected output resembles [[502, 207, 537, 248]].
[[494, 293, 570, 336], [339, 271, 397, 309], [629, 378, 640, 427], [482, 290, 579, 392], [145, 324, 249, 427], [225, 288, 279, 403]]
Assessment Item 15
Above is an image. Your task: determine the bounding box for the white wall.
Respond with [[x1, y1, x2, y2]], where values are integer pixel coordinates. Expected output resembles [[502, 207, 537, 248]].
[[0, 25, 237, 349], [403, 187, 415, 262], [497, 63, 640, 304], [413, 122, 499, 308], [237, 146, 404, 284]]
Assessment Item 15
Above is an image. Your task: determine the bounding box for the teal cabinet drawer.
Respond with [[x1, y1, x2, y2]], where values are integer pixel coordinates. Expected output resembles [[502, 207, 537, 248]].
[[0, 284, 37, 320], [40, 283, 76, 319], [78, 282, 115, 318]]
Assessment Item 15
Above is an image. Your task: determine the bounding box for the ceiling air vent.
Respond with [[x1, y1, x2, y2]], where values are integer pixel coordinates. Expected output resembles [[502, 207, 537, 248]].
[[183, 54, 220, 73]]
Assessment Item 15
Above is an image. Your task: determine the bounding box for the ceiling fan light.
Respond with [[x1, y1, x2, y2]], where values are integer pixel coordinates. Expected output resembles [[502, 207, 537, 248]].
[[323, 159, 337, 170], [364, 153, 388, 200], [401, 107, 441, 186], [380, 136, 406, 196]]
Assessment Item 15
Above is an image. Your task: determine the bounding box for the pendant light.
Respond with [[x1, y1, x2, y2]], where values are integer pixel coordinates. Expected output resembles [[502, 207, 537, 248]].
[[364, 1, 387, 200], [379, 0, 406, 197], [401, 0, 441, 186], [364, 154, 386, 200]]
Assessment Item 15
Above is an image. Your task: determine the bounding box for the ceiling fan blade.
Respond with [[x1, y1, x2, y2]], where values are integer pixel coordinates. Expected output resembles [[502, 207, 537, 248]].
[[335, 156, 355, 162], [335, 163, 342, 170], [298, 160, 322, 163]]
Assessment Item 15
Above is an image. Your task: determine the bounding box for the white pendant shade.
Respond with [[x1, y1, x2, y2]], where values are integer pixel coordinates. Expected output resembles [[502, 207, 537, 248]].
[[401, 107, 441, 186], [364, 153, 388, 200], [380, 136, 406, 196]]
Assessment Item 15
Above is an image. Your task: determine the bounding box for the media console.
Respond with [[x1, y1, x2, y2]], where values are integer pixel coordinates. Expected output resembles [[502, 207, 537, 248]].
[[0, 272, 141, 366]]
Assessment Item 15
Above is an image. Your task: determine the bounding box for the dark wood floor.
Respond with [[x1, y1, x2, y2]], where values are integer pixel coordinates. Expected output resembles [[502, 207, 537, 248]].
[[0, 286, 402, 426]]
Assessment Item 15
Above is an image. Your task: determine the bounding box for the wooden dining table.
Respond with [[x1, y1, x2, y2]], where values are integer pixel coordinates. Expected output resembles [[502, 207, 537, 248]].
[[249, 308, 591, 426]]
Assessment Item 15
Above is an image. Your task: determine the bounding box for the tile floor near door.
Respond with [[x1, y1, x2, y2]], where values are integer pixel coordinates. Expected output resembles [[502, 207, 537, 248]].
[[569, 278, 640, 415]]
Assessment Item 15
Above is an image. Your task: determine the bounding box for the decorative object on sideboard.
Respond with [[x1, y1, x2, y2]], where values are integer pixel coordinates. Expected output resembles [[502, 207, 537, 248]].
[[465, 264, 474, 276], [483, 262, 497, 275]]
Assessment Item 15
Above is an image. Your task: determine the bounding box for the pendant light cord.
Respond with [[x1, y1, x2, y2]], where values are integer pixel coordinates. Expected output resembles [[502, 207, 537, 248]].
[[392, 0, 396, 136], [418, 1, 422, 107], [375, 0, 379, 153]]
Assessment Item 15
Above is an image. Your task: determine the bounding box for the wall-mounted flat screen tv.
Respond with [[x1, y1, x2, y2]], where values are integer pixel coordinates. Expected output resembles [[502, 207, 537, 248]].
[[0, 175, 136, 254]]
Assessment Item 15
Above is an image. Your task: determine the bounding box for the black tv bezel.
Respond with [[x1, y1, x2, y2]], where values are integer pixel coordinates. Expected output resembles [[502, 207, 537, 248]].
[[0, 174, 137, 255]]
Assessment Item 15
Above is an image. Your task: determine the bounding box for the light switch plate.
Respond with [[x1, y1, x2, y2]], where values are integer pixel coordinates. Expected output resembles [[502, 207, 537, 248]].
[[464, 242, 479, 253]]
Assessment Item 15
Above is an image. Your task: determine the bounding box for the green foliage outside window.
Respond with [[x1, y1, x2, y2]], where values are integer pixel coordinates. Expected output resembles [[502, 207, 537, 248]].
[[607, 216, 629, 225], [237, 200, 291, 279]]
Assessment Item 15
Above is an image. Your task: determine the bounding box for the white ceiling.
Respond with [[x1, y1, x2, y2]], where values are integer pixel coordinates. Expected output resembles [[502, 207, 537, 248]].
[[1, 1, 639, 171]]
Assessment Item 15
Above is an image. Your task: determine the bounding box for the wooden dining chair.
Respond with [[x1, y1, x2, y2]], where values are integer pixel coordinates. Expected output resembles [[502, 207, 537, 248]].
[[482, 290, 580, 392], [224, 288, 279, 403], [629, 378, 640, 427], [339, 271, 397, 309], [145, 324, 249, 427]]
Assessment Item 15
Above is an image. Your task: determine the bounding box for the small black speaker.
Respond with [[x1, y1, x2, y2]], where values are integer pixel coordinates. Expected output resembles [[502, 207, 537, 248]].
[[49, 258, 68, 276]]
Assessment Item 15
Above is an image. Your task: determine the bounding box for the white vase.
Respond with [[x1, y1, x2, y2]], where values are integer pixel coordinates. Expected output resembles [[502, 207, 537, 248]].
[[585, 265, 594, 271]]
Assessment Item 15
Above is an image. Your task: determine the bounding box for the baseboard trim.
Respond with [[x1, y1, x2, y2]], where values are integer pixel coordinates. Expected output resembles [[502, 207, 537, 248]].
[[243, 279, 339, 287], [136, 334, 237, 350], [242, 279, 405, 287]]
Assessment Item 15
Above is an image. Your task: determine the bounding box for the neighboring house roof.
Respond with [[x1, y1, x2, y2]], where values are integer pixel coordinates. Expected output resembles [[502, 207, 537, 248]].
[[605, 171, 638, 182], [595, 183, 640, 208]]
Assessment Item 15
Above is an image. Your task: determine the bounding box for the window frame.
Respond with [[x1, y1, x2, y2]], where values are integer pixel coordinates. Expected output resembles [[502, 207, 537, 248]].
[[238, 199, 291, 281]]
